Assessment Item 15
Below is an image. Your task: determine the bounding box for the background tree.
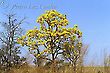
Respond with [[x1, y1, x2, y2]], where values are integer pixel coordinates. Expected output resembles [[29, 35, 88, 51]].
[[104, 49, 110, 73], [62, 41, 88, 72], [17, 10, 82, 69], [0, 14, 26, 71]]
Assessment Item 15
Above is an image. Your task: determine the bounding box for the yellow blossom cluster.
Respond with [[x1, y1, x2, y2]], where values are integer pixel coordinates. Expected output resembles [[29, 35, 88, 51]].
[[26, 28, 39, 38], [36, 10, 69, 27]]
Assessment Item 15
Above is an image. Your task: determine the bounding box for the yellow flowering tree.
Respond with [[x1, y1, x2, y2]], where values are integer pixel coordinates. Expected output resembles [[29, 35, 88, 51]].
[[17, 10, 82, 66]]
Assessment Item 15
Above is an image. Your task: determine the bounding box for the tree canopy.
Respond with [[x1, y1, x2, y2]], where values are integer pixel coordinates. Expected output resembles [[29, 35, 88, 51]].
[[17, 10, 82, 67]]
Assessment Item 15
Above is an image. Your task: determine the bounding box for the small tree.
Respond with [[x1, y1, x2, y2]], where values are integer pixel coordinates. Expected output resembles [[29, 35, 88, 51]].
[[17, 10, 82, 68], [0, 14, 26, 71]]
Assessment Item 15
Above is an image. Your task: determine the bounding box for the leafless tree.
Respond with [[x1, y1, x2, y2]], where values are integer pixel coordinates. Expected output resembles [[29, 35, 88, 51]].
[[0, 14, 26, 71]]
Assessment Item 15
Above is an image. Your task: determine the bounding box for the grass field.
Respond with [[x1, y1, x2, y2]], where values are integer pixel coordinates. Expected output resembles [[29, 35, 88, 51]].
[[7, 65, 110, 73]]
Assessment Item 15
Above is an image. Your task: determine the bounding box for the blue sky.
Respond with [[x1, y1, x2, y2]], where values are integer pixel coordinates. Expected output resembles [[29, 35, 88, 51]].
[[0, 0, 110, 65]]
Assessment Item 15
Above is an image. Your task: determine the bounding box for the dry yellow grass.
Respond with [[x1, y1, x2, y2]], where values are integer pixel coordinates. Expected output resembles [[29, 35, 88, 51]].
[[8, 65, 110, 73]]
